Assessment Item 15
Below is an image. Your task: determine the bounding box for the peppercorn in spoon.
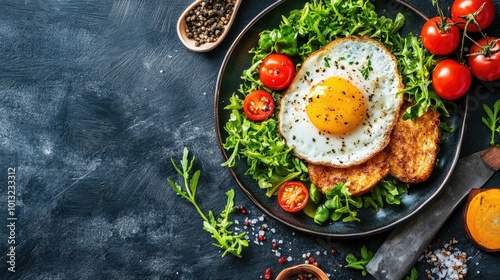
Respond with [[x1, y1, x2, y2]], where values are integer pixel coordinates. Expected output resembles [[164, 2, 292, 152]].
[[177, 0, 242, 52]]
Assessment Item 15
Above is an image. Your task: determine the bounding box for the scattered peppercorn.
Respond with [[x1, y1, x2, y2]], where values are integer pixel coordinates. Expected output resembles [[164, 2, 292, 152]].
[[183, 0, 236, 47], [234, 205, 247, 214], [263, 268, 272, 280], [286, 273, 319, 280]]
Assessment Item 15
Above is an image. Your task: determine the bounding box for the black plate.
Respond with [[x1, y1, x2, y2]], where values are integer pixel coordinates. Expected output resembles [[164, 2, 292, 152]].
[[215, 0, 467, 238]]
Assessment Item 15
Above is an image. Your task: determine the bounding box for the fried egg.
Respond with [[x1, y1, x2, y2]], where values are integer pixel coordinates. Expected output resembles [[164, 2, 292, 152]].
[[278, 36, 404, 168]]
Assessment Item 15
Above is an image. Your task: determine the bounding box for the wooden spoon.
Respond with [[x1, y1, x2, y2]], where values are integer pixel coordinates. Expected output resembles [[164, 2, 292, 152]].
[[177, 0, 242, 52]]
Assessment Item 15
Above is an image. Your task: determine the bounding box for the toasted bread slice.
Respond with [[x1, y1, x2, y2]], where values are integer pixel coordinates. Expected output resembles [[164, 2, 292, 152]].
[[386, 101, 440, 183], [308, 148, 390, 196]]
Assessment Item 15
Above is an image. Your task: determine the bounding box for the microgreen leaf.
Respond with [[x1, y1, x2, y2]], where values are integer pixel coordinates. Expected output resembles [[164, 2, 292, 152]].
[[324, 56, 331, 68], [360, 60, 373, 79]]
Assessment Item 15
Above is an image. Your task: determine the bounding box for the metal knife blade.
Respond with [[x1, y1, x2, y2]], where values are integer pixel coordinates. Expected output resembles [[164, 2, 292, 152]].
[[366, 148, 498, 280]]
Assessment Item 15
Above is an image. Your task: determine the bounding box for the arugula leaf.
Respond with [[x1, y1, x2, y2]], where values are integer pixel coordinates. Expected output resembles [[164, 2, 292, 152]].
[[482, 99, 500, 146], [392, 34, 448, 120], [169, 148, 249, 258]]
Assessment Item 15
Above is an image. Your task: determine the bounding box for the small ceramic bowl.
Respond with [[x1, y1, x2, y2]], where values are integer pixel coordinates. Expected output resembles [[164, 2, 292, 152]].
[[275, 264, 329, 280]]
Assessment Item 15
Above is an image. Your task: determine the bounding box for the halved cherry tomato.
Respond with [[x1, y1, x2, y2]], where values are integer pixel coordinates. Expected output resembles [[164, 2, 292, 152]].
[[277, 181, 309, 213], [451, 0, 496, 32], [259, 53, 295, 90], [421, 16, 461, 55], [468, 37, 500, 81], [243, 90, 275, 121], [432, 59, 472, 100]]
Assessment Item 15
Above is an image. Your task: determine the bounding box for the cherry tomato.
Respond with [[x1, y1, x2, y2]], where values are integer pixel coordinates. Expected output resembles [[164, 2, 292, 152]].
[[451, 0, 496, 32], [421, 16, 461, 55], [243, 90, 275, 121], [277, 181, 309, 213], [468, 37, 500, 81], [259, 53, 295, 90], [432, 59, 472, 100]]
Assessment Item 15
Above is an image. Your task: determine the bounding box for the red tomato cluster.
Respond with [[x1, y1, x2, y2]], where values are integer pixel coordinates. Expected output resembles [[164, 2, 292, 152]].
[[243, 53, 295, 121], [421, 0, 499, 100]]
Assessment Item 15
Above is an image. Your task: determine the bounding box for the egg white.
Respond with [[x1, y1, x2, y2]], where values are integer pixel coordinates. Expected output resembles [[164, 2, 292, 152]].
[[278, 36, 404, 168]]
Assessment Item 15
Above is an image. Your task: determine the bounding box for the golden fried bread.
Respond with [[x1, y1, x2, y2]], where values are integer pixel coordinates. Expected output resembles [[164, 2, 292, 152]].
[[386, 101, 440, 183], [308, 149, 390, 196]]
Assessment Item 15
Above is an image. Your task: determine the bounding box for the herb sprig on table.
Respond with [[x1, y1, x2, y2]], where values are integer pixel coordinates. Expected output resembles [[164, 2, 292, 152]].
[[482, 99, 500, 146], [345, 245, 374, 276], [168, 148, 248, 258], [345, 245, 419, 279]]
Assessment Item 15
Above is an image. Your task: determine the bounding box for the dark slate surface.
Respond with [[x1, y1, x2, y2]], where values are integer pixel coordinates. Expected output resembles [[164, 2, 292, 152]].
[[0, 0, 499, 279]]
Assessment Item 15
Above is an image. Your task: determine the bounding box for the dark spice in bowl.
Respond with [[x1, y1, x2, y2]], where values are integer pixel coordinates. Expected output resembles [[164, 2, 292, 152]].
[[183, 0, 236, 47]]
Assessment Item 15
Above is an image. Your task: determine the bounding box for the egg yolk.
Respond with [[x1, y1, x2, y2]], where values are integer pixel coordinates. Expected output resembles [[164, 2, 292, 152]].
[[306, 76, 367, 135]]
